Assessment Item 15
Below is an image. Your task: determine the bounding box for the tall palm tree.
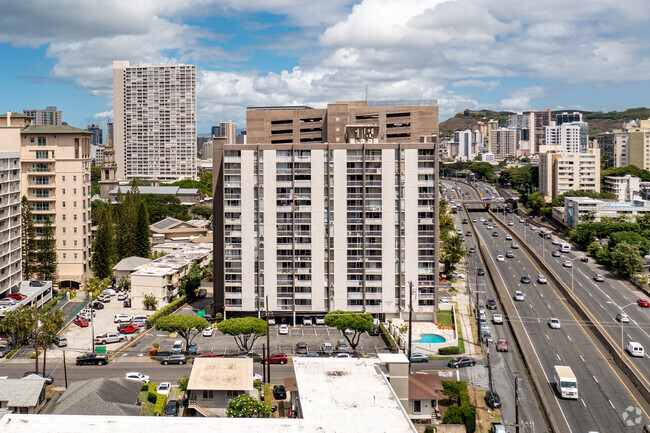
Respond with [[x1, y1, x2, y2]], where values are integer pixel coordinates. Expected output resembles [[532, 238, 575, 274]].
[[442, 235, 465, 273]]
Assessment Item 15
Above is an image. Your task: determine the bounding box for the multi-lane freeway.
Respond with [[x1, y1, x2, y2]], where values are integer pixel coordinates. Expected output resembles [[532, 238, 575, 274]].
[[446, 179, 650, 432], [443, 181, 549, 432]]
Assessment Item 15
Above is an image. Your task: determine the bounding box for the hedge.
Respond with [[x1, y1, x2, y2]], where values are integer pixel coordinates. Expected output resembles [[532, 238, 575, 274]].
[[145, 295, 187, 328], [379, 322, 399, 353], [147, 383, 158, 404], [439, 346, 460, 355], [154, 394, 168, 416]]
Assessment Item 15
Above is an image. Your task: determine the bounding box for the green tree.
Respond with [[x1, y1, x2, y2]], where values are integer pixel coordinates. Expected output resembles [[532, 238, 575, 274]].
[[143, 294, 158, 310], [39, 302, 64, 376], [154, 315, 209, 352], [469, 162, 495, 181], [226, 394, 272, 418], [134, 200, 151, 258], [596, 245, 611, 265], [85, 277, 112, 299], [526, 192, 546, 214], [178, 376, 189, 392], [217, 317, 267, 353], [92, 203, 116, 279], [442, 380, 465, 406], [199, 169, 213, 195], [91, 165, 101, 196], [461, 403, 477, 433], [179, 263, 202, 299], [442, 235, 465, 273], [610, 242, 644, 276], [609, 231, 650, 256], [323, 311, 374, 351], [117, 191, 139, 259], [190, 204, 213, 219], [140, 194, 190, 223], [0, 305, 35, 346], [586, 241, 600, 257], [21, 196, 37, 280], [442, 405, 463, 424], [36, 217, 58, 283]]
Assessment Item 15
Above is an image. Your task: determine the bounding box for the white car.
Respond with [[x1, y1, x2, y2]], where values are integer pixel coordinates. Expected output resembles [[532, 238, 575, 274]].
[[117, 292, 128, 301], [124, 372, 150, 383], [278, 324, 289, 335], [303, 316, 313, 326], [202, 327, 214, 337], [505, 235, 512, 240], [315, 317, 326, 325], [102, 288, 117, 296], [487, 225, 493, 230], [480, 217, 486, 222], [492, 313, 503, 324], [97, 294, 111, 303], [616, 313, 630, 323], [530, 225, 537, 230], [594, 274, 605, 282], [157, 382, 171, 396], [552, 239, 560, 245], [548, 318, 561, 329], [537, 275, 547, 284], [114, 314, 132, 323], [344, 328, 354, 336], [497, 255, 505, 262], [253, 373, 263, 382], [267, 317, 276, 326], [563, 260, 573, 268], [519, 218, 525, 223], [335, 353, 351, 358], [508, 221, 514, 226], [514, 291, 525, 302]]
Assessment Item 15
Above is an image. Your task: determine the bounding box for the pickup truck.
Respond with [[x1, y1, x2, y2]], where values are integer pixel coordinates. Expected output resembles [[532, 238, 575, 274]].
[[94, 332, 126, 345], [76, 353, 109, 366]]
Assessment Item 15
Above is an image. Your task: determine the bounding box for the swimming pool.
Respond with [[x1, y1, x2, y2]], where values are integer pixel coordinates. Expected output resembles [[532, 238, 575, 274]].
[[413, 333, 447, 344]]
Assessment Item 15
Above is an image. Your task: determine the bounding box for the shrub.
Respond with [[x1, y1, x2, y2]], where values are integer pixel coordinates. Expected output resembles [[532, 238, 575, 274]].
[[379, 322, 398, 353], [145, 295, 187, 328], [461, 403, 476, 433], [147, 382, 158, 404], [425, 427, 435, 433], [443, 405, 463, 424], [178, 377, 189, 392], [439, 346, 460, 355], [154, 394, 168, 416]]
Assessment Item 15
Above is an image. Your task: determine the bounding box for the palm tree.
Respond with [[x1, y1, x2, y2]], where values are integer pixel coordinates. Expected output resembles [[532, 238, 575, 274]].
[[442, 235, 465, 273]]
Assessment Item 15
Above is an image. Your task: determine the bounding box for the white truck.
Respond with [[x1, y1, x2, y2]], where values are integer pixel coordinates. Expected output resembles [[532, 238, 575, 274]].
[[554, 365, 578, 399], [94, 332, 126, 345]]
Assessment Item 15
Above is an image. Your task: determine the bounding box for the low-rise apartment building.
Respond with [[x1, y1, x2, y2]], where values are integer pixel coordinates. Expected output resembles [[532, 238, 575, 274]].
[[603, 175, 641, 201], [539, 148, 600, 202]]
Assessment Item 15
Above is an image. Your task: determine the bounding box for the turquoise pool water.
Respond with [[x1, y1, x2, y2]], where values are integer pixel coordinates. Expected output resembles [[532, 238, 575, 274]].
[[413, 334, 447, 343]]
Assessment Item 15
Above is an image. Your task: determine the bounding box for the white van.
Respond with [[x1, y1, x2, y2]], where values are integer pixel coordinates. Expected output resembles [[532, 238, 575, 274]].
[[560, 243, 571, 253], [626, 342, 644, 357], [171, 340, 184, 354]]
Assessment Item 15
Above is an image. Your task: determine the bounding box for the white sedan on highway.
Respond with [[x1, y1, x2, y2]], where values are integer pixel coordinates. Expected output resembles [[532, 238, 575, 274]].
[[548, 318, 561, 329], [496, 255, 505, 262], [563, 260, 573, 267]]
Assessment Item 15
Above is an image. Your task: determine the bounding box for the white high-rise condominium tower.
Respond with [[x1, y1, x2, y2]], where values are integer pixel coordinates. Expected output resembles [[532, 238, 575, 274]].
[[0, 151, 22, 297], [113, 60, 197, 181], [545, 121, 588, 154]]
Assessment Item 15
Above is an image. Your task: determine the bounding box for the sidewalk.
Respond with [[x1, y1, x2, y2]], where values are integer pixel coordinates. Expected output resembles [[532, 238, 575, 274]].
[[453, 282, 479, 357]]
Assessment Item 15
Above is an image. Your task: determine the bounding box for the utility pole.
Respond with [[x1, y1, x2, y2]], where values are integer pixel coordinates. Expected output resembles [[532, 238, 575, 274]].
[[265, 295, 270, 384], [515, 375, 521, 433], [34, 303, 39, 375], [408, 281, 413, 373], [90, 296, 95, 354], [63, 351, 68, 389]]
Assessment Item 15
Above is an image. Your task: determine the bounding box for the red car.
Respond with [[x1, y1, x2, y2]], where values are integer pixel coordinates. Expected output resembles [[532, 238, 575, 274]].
[[7, 293, 26, 300], [262, 353, 288, 365], [580, 256, 589, 262], [118, 324, 139, 334], [74, 317, 89, 327], [199, 352, 224, 358], [465, 231, 472, 237], [637, 299, 650, 308], [496, 339, 509, 352]]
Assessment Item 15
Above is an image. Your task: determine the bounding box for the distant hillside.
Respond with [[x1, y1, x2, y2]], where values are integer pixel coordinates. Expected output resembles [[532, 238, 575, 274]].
[[440, 107, 650, 139]]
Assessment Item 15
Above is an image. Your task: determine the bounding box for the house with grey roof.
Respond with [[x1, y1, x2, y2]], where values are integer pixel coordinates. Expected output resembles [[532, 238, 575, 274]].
[[0, 376, 47, 414], [113, 256, 152, 283], [150, 217, 208, 243], [53, 378, 142, 416]]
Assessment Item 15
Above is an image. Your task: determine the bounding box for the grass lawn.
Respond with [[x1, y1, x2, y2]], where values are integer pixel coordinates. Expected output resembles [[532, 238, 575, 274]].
[[469, 387, 500, 432], [138, 391, 155, 416], [438, 310, 454, 326], [455, 307, 465, 353]]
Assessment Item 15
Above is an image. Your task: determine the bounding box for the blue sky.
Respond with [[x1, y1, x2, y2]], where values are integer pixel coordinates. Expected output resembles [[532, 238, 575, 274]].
[[1, 0, 649, 136]]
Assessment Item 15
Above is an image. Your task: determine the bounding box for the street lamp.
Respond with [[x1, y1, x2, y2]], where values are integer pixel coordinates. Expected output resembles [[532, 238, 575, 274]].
[[521, 216, 533, 244], [619, 303, 636, 358], [568, 257, 580, 292]]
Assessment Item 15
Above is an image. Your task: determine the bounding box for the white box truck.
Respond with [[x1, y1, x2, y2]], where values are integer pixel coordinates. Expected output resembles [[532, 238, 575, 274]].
[[554, 366, 578, 399]]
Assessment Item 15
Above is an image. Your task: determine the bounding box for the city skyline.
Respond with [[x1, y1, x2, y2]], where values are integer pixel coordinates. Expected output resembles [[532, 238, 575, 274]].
[[1, 0, 649, 135]]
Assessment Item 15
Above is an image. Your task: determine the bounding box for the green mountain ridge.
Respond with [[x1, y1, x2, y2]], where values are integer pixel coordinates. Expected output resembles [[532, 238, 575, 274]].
[[439, 107, 650, 139]]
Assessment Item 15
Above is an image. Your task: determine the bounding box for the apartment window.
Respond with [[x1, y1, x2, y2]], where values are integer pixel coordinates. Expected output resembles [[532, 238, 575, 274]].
[[36, 151, 48, 159], [73, 176, 77, 182], [62, 215, 66, 221], [74, 240, 77, 247], [62, 227, 66, 234], [413, 400, 422, 413], [62, 240, 66, 247], [30, 137, 34, 143], [62, 253, 66, 260], [74, 253, 78, 260], [73, 227, 77, 234], [202, 390, 214, 399], [62, 188, 65, 195], [35, 190, 49, 198], [226, 390, 243, 397], [74, 214, 77, 221], [62, 176, 66, 182], [73, 201, 77, 208], [62, 202, 66, 208], [73, 188, 77, 195], [37, 137, 46, 146]]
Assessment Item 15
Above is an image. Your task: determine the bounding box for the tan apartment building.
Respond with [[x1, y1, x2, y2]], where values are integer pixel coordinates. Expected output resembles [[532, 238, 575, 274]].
[[539, 148, 601, 202], [246, 100, 438, 145], [0, 112, 92, 288], [597, 119, 650, 170]]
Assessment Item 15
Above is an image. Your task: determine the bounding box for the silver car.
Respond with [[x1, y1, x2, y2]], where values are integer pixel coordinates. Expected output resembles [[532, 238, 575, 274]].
[[514, 291, 525, 302]]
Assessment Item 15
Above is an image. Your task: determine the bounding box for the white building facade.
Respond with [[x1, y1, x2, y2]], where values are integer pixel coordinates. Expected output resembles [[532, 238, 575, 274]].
[[0, 151, 22, 298], [603, 175, 641, 201], [564, 196, 650, 228], [539, 148, 601, 202], [113, 60, 197, 181], [213, 139, 439, 319], [545, 121, 588, 153]]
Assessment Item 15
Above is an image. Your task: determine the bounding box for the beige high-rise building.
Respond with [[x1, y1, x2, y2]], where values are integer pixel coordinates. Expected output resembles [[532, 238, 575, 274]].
[[0, 149, 22, 298], [246, 100, 438, 145], [113, 60, 197, 181], [539, 148, 601, 202], [23, 106, 62, 125], [0, 112, 92, 288], [597, 119, 650, 170]]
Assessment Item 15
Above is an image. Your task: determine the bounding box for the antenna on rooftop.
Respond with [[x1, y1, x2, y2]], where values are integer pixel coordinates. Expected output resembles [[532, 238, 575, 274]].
[[365, 85, 368, 102]]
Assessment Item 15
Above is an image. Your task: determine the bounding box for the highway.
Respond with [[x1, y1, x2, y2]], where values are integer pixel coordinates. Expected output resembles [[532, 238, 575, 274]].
[[447, 179, 650, 432], [443, 181, 549, 432]]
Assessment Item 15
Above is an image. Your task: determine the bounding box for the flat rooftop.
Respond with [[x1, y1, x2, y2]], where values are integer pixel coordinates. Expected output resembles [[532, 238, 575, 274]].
[[132, 244, 212, 276], [187, 358, 254, 391]]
